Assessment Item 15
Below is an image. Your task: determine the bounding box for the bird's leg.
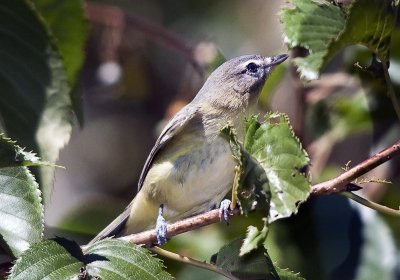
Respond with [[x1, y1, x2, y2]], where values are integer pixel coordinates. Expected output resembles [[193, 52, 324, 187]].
[[219, 199, 231, 224], [220, 164, 241, 224], [156, 204, 168, 245]]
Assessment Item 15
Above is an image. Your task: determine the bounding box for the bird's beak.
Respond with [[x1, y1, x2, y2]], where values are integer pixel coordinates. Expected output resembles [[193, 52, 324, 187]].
[[265, 54, 289, 67]]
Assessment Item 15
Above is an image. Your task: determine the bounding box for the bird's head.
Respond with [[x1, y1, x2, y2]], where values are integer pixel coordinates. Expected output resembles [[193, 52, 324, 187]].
[[195, 54, 288, 111]]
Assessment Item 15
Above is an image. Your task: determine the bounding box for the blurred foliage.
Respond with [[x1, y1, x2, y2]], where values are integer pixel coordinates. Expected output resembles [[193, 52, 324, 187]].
[[0, 0, 400, 279], [33, 0, 88, 124], [0, 0, 85, 200]]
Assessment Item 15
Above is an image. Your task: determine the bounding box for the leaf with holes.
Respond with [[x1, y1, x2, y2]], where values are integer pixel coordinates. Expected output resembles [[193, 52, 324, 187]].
[[220, 125, 270, 216], [244, 113, 310, 222], [281, 0, 400, 117], [281, 0, 397, 80]]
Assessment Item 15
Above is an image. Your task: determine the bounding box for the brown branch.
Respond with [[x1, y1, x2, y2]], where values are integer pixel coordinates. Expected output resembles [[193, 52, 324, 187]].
[[117, 208, 240, 246], [311, 140, 400, 195]]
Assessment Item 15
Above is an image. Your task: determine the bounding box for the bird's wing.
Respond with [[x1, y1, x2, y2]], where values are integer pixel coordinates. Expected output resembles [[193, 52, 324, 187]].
[[88, 105, 199, 244], [137, 104, 199, 191]]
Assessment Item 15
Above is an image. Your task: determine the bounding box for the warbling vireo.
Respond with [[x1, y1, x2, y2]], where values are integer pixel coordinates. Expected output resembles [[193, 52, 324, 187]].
[[90, 54, 288, 245]]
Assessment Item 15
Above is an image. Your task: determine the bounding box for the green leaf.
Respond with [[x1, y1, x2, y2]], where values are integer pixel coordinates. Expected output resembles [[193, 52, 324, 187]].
[[85, 239, 173, 280], [33, 0, 87, 124], [281, 0, 397, 80], [220, 125, 270, 216], [240, 222, 268, 256], [8, 239, 84, 280], [33, 0, 87, 85], [282, 0, 400, 119], [212, 237, 279, 280], [9, 238, 172, 280], [276, 267, 305, 280], [281, 0, 346, 80], [0, 0, 75, 199], [244, 113, 311, 222], [0, 135, 39, 168], [0, 135, 44, 257]]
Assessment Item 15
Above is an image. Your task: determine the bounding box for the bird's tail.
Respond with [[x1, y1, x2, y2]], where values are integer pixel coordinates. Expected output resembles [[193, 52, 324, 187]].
[[88, 191, 159, 245], [87, 205, 131, 245]]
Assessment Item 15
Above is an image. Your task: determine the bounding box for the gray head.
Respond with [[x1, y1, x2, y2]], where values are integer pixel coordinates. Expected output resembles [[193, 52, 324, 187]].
[[194, 54, 288, 110]]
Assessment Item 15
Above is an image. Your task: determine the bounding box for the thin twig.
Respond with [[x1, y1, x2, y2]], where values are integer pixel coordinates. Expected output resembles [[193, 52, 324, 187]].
[[341, 192, 400, 217], [85, 3, 203, 74], [150, 246, 239, 280], [311, 140, 400, 195]]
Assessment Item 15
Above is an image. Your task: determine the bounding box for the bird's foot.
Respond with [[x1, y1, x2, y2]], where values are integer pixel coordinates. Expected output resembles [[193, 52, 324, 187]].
[[156, 204, 168, 246], [219, 199, 232, 225]]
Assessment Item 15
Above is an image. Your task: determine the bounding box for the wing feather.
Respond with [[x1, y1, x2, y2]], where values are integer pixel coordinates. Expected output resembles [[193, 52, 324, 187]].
[[137, 104, 198, 191]]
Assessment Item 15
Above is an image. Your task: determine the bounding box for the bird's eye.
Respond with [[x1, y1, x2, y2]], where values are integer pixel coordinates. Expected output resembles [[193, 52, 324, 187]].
[[246, 62, 259, 73]]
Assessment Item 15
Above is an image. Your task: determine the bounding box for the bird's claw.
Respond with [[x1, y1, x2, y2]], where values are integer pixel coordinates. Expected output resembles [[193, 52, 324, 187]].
[[219, 199, 231, 225], [156, 204, 168, 245]]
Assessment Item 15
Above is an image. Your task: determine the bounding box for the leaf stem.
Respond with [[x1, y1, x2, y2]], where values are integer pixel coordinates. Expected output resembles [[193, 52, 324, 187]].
[[150, 246, 240, 280], [381, 59, 400, 121], [230, 165, 241, 210], [341, 192, 400, 217]]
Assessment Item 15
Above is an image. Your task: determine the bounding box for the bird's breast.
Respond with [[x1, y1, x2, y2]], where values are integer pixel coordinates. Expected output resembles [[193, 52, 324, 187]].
[[142, 134, 236, 221]]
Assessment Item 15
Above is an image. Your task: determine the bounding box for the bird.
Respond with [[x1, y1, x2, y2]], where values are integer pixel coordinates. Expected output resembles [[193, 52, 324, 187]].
[[89, 53, 288, 245]]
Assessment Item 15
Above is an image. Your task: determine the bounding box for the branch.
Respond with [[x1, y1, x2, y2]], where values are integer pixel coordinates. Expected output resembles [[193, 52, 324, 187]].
[[311, 140, 400, 195], [85, 3, 204, 74], [115, 208, 240, 246], [341, 192, 400, 217]]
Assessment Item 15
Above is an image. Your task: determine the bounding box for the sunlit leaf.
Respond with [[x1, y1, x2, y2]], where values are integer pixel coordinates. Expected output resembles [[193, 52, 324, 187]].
[[9, 238, 172, 280], [85, 239, 173, 280], [0, 135, 44, 256], [8, 239, 84, 280], [282, 0, 400, 118], [276, 267, 305, 280], [240, 222, 268, 256], [281, 0, 397, 80], [220, 125, 270, 216], [244, 113, 311, 222]]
